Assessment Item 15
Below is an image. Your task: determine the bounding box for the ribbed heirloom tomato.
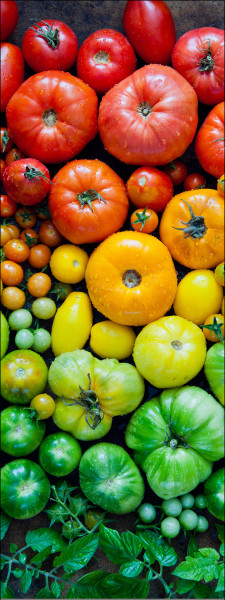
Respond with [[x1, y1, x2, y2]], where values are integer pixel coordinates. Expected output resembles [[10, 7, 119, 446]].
[[195, 101, 224, 178]]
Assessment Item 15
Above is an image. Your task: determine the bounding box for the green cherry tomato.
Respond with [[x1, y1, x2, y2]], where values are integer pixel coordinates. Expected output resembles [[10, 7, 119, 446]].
[[196, 515, 209, 532], [180, 494, 195, 509], [39, 432, 82, 477], [162, 498, 182, 517], [0, 459, 51, 519], [31, 297, 56, 320], [32, 329, 51, 353], [1, 349, 48, 404], [179, 509, 198, 530], [204, 467, 224, 522], [137, 503, 156, 523], [0, 406, 46, 457], [195, 494, 206, 509], [161, 517, 181, 538], [84, 508, 104, 530], [15, 328, 34, 349], [62, 520, 81, 539], [8, 309, 32, 331], [46, 502, 69, 523]]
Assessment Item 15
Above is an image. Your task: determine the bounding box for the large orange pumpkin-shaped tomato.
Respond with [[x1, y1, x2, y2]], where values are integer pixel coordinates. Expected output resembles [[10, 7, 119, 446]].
[[49, 159, 129, 244], [85, 231, 177, 326], [159, 189, 224, 269]]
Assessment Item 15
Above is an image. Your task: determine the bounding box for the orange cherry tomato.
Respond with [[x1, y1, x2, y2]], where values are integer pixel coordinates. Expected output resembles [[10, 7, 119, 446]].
[[27, 272, 52, 297], [30, 394, 56, 419], [163, 160, 188, 186], [130, 207, 159, 233], [126, 166, 173, 212], [0, 194, 17, 218], [38, 219, 63, 247], [0, 158, 6, 181], [28, 244, 51, 269], [5, 147, 26, 166], [203, 313, 224, 343], [6, 224, 20, 239], [1, 260, 24, 286], [0, 225, 12, 247], [4, 239, 30, 263], [1, 286, 26, 309], [15, 206, 37, 229], [20, 228, 39, 248], [184, 173, 206, 191]]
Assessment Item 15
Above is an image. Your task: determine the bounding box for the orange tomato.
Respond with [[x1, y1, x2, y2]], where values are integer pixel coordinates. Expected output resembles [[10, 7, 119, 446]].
[[28, 244, 51, 269], [15, 206, 37, 229], [130, 207, 158, 233], [6, 224, 20, 239], [4, 239, 30, 263], [20, 228, 39, 247], [0, 225, 11, 247], [27, 272, 51, 297], [203, 314, 224, 343], [1, 261, 24, 286], [1, 286, 25, 309]]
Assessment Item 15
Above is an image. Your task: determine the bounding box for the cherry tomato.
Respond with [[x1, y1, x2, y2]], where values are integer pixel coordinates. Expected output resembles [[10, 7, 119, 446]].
[[38, 220, 63, 247], [33, 201, 51, 221], [1, 42, 24, 112], [2, 158, 51, 206], [1, 260, 23, 286], [203, 313, 224, 342], [20, 228, 39, 248], [126, 166, 174, 212], [28, 244, 51, 269], [163, 160, 188, 186], [0, 225, 11, 247], [5, 147, 26, 166], [6, 224, 20, 239], [4, 239, 30, 263], [27, 272, 52, 298], [184, 173, 206, 191], [217, 174, 225, 197], [49, 244, 88, 284], [214, 262, 225, 287], [15, 206, 37, 229], [84, 509, 104, 530], [1, 286, 25, 309], [76, 29, 136, 95], [0, 158, 6, 181], [31, 297, 56, 320], [0, 195, 17, 218], [30, 394, 56, 420], [130, 207, 159, 233], [0, 127, 13, 153], [1, 1, 19, 42], [22, 19, 78, 72]]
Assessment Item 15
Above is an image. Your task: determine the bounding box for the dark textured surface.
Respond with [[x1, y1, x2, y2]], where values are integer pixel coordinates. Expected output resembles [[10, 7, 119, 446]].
[[1, 1, 224, 598]]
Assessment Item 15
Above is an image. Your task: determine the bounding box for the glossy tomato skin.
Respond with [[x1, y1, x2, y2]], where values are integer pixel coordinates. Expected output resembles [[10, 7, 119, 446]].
[[0, 1, 19, 41], [195, 102, 224, 179], [0, 194, 17, 217], [204, 342, 225, 406], [6, 71, 98, 163], [98, 64, 198, 166], [123, 0, 176, 65], [1, 43, 24, 112], [22, 19, 78, 72], [2, 158, 51, 206], [76, 29, 136, 95], [172, 28, 224, 105], [0, 459, 51, 519], [0, 406, 46, 457], [39, 432, 82, 477], [204, 468, 225, 521], [49, 159, 129, 244], [1, 349, 48, 405], [126, 166, 173, 212]]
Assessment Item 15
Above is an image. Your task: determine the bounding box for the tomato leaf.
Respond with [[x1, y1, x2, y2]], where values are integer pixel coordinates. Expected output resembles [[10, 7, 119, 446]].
[[30, 546, 53, 566], [119, 560, 144, 577], [20, 569, 33, 594], [216, 566, 225, 592], [25, 528, 66, 552], [11, 568, 23, 578], [138, 530, 178, 566], [99, 524, 143, 565], [187, 534, 199, 556], [51, 581, 64, 598], [66, 571, 109, 599], [0, 511, 11, 541], [53, 534, 98, 572], [36, 587, 55, 598], [216, 523, 225, 543], [97, 573, 150, 599], [0, 583, 14, 599], [172, 548, 220, 582]]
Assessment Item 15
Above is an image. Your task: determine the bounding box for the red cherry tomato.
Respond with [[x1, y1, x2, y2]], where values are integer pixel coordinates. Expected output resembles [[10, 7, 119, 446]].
[[126, 167, 173, 212], [163, 160, 188, 186], [0, 42, 24, 112], [5, 147, 26, 166], [184, 173, 206, 191], [0, 0, 19, 42], [0, 194, 17, 217], [2, 158, 51, 205], [0, 159, 6, 181], [22, 19, 78, 72]]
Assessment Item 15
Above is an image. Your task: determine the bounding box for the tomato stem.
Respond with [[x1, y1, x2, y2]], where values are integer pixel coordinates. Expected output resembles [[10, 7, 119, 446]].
[[137, 101, 152, 119], [24, 165, 49, 182], [197, 39, 214, 72], [2, 130, 10, 152], [77, 189, 107, 212], [122, 269, 142, 288], [62, 373, 104, 429], [201, 316, 224, 342], [132, 207, 151, 231], [173, 200, 207, 239], [30, 20, 60, 49]]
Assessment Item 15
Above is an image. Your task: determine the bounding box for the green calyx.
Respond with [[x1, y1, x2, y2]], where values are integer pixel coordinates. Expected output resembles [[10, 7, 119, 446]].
[[201, 316, 224, 342], [173, 200, 207, 239], [62, 373, 104, 430], [132, 207, 151, 231], [24, 165, 49, 182], [30, 20, 60, 49], [77, 189, 107, 212], [197, 39, 214, 72]]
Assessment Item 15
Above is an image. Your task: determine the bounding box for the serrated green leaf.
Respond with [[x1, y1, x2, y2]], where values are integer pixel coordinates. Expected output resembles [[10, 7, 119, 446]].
[[36, 587, 55, 598], [191, 582, 219, 598], [143, 548, 156, 565], [187, 535, 199, 557], [99, 525, 143, 565], [0, 582, 14, 599], [98, 573, 150, 599], [51, 580, 63, 598], [119, 560, 143, 577], [138, 530, 177, 566], [30, 546, 52, 566], [0, 512, 11, 541], [146, 568, 153, 582], [12, 568, 23, 578], [198, 548, 220, 560], [66, 571, 108, 599], [53, 534, 98, 572], [172, 552, 220, 583], [216, 523, 225, 543], [18, 553, 27, 564], [10, 544, 18, 554], [26, 528, 66, 552], [216, 569, 225, 592], [21, 569, 33, 594]]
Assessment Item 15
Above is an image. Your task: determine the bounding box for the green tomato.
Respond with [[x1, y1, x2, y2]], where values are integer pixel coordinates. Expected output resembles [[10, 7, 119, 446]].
[[125, 386, 224, 499], [0, 459, 51, 519], [15, 329, 34, 349], [8, 309, 32, 331], [31, 297, 56, 320], [161, 517, 180, 538], [62, 520, 81, 539], [79, 442, 145, 514], [46, 502, 69, 523], [162, 498, 182, 517], [39, 433, 82, 477], [1, 349, 48, 405], [0, 406, 46, 457], [204, 468, 224, 522], [195, 494, 206, 509], [0, 312, 9, 358], [204, 342, 224, 406], [32, 329, 51, 353], [180, 494, 195, 509], [179, 510, 198, 531], [196, 515, 209, 532], [52, 282, 73, 301], [137, 503, 156, 523]]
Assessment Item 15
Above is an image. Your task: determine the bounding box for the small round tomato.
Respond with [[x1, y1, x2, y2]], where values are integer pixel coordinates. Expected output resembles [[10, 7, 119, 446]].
[[8, 308, 32, 331], [0, 194, 17, 217], [28, 244, 51, 269], [50, 244, 88, 284], [137, 503, 157, 524], [30, 394, 56, 420], [90, 320, 136, 359], [173, 270, 223, 325], [1, 42, 24, 112], [1, 286, 26, 310], [215, 262, 225, 286], [15, 328, 34, 349], [184, 173, 206, 191], [1, 1, 19, 42], [130, 207, 159, 233], [27, 272, 52, 297], [32, 328, 51, 353], [0, 158, 6, 181], [161, 517, 180, 539], [38, 220, 63, 247], [15, 206, 37, 229], [163, 160, 188, 186], [4, 238, 30, 263], [22, 19, 78, 72], [0, 127, 13, 153], [6, 224, 20, 239], [179, 510, 198, 531], [0, 260, 23, 286], [33, 201, 51, 221], [217, 174, 225, 197], [20, 228, 39, 248], [0, 225, 11, 247], [0, 406, 46, 457], [203, 313, 224, 342], [180, 494, 195, 509], [2, 158, 51, 206], [1, 348, 48, 405], [84, 509, 104, 530], [162, 498, 182, 517], [31, 297, 56, 320], [39, 432, 82, 477], [5, 147, 26, 166], [76, 29, 136, 95], [126, 166, 174, 212]]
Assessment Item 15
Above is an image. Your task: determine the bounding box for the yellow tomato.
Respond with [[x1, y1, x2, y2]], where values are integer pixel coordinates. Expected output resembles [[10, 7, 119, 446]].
[[203, 314, 224, 343], [30, 394, 56, 419], [214, 262, 225, 287], [173, 270, 223, 325], [90, 320, 136, 359], [133, 315, 207, 388], [50, 244, 89, 284], [221, 296, 224, 316], [51, 291, 93, 356]]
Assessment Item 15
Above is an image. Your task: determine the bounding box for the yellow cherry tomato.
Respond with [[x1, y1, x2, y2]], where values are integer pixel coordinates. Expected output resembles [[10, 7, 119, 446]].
[[50, 244, 89, 284], [173, 270, 223, 325], [51, 291, 93, 356], [30, 394, 56, 419], [214, 262, 225, 287], [203, 314, 224, 343], [90, 320, 136, 359], [221, 296, 224, 316], [217, 174, 225, 197]]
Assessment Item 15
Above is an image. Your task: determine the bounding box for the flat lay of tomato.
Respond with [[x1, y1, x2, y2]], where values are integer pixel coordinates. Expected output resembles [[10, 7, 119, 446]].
[[195, 101, 224, 178], [6, 71, 98, 163], [76, 28, 136, 95], [49, 159, 129, 244], [130, 207, 159, 233], [22, 19, 78, 72], [2, 158, 51, 205], [0, 0, 19, 41], [1, 349, 48, 405], [0, 42, 24, 112], [39, 432, 82, 477], [98, 64, 198, 165], [126, 166, 174, 212], [172, 27, 224, 105]]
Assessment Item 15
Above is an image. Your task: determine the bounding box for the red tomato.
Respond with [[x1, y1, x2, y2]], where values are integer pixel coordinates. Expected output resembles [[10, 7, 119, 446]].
[[0, 0, 19, 42], [6, 71, 98, 164], [0, 159, 6, 181], [5, 147, 26, 166], [38, 220, 63, 247], [0, 42, 24, 112], [98, 64, 198, 166], [15, 206, 37, 229], [2, 158, 51, 206], [49, 159, 129, 244], [130, 207, 159, 233], [0, 194, 17, 217], [76, 29, 136, 95], [21, 19, 78, 72], [195, 101, 224, 178], [172, 27, 224, 105], [20, 228, 38, 248], [0, 225, 11, 247], [184, 173, 206, 191], [126, 167, 173, 212], [163, 160, 188, 186], [0, 127, 13, 153], [122, 0, 176, 65], [4, 238, 30, 263]]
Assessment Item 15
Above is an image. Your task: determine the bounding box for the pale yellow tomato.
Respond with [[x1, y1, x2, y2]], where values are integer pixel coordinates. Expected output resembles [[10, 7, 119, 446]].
[[203, 314, 224, 343], [50, 244, 88, 284], [173, 270, 223, 325], [90, 320, 136, 359], [214, 262, 225, 287]]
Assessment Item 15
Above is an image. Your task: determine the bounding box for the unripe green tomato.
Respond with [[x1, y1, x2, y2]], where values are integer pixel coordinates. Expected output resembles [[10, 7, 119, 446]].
[[180, 494, 195, 509], [195, 494, 206, 509], [179, 509, 198, 530], [32, 297, 56, 319], [32, 329, 51, 353], [15, 329, 34, 349], [8, 309, 32, 331], [161, 517, 180, 538], [196, 515, 209, 533], [162, 498, 182, 517], [62, 520, 80, 539], [137, 503, 156, 523]]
